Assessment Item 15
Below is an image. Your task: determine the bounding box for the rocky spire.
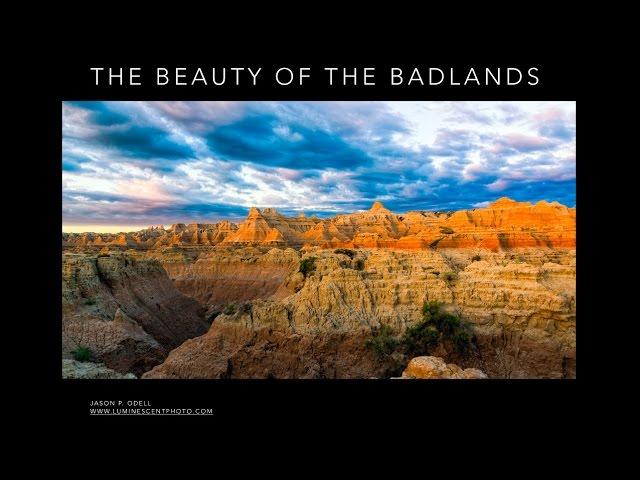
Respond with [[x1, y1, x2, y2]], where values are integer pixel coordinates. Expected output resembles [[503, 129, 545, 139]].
[[370, 201, 390, 212], [247, 207, 262, 219]]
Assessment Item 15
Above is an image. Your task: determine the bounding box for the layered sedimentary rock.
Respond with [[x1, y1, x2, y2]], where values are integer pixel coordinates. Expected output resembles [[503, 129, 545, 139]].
[[143, 321, 402, 379], [143, 247, 576, 379], [62, 359, 137, 379], [63, 198, 576, 251], [62, 252, 208, 375], [400, 356, 487, 379], [62, 197, 577, 379], [145, 247, 301, 307], [221, 207, 320, 245], [63, 221, 238, 249]]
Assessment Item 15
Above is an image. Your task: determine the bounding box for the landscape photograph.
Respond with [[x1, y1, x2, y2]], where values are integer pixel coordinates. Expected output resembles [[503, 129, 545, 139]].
[[62, 100, 576, 380]]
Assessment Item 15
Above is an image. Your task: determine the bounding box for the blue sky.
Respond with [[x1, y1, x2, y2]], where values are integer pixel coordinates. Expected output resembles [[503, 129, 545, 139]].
[[62, 101, 576, 232]]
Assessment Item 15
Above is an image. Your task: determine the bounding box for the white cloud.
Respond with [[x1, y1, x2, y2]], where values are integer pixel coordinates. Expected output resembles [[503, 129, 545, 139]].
[[487, 179, 509, 192]]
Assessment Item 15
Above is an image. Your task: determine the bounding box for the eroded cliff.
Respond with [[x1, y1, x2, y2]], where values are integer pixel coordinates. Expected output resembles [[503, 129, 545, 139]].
[[62, 197, 576, 379], [143, 247, 576, 379], [62, 252, 208, 375]]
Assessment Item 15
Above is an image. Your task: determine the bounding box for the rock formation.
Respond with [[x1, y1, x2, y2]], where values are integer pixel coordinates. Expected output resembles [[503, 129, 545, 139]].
[[142, 321, 401, 379], [62, 252, 208, 375], [152, 247, 301, 306], [63, 221, 238, 249], [62, 359, 137, 379], [400, 356, 487, 379], [141, 247, 575, 379], [62, 197, 577, 379], [63, 198, 576, 251]]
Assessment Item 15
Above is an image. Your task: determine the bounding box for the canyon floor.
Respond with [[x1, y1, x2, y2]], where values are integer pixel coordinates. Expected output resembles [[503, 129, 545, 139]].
[[62, 198, 576, 379]]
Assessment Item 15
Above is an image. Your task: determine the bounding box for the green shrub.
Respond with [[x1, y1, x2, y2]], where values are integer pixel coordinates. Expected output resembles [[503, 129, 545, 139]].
[[437, 314, 462, 335], [71, 346, 92, 362], [223, 303, 236, 315], [299, 257, 317, 277], [453, 330, 472, 354], [401, 323, 440, 357], [440, 226, 454, 235], [365, 324, 399, 358], [364, 301, 473, 360], [443, 271, 458, 284], [353, 259, 365, 271], [471, 255, 481, 262], [406, 301, 472, 356], [84, 298, 96, 306], [422, 300, 441, 317], [334, 248, 355, 259]]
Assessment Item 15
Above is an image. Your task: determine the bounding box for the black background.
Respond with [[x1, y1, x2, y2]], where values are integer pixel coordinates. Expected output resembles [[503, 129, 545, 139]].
[[23, 16, 601, 442]]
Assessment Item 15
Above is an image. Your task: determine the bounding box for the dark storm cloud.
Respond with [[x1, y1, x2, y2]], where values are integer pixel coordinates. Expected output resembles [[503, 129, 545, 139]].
[[205, 114, 373, 169], [62, 153, 93, 172], [382, 178, 576, 212], [93, 125, 195, 160], [65, 102, 195, 160]]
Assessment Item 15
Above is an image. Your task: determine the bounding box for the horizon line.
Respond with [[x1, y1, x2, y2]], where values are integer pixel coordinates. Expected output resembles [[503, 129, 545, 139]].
[[62, 196, 575, 234]]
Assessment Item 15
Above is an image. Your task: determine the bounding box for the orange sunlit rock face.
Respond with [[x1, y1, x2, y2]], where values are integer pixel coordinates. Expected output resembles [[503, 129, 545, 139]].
[[64, 197, 575, 251]]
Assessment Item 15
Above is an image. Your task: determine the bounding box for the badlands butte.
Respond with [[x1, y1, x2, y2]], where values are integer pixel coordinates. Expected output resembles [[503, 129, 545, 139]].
[[62, 197, 576, 379]]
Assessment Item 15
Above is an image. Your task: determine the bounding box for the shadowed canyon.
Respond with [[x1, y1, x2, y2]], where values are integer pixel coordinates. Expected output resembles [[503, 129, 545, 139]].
[[62, 197, 576, 379]]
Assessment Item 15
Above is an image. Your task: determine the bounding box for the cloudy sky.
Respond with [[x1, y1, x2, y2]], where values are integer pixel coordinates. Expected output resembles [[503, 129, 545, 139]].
[[62, 101, 575, 232]]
